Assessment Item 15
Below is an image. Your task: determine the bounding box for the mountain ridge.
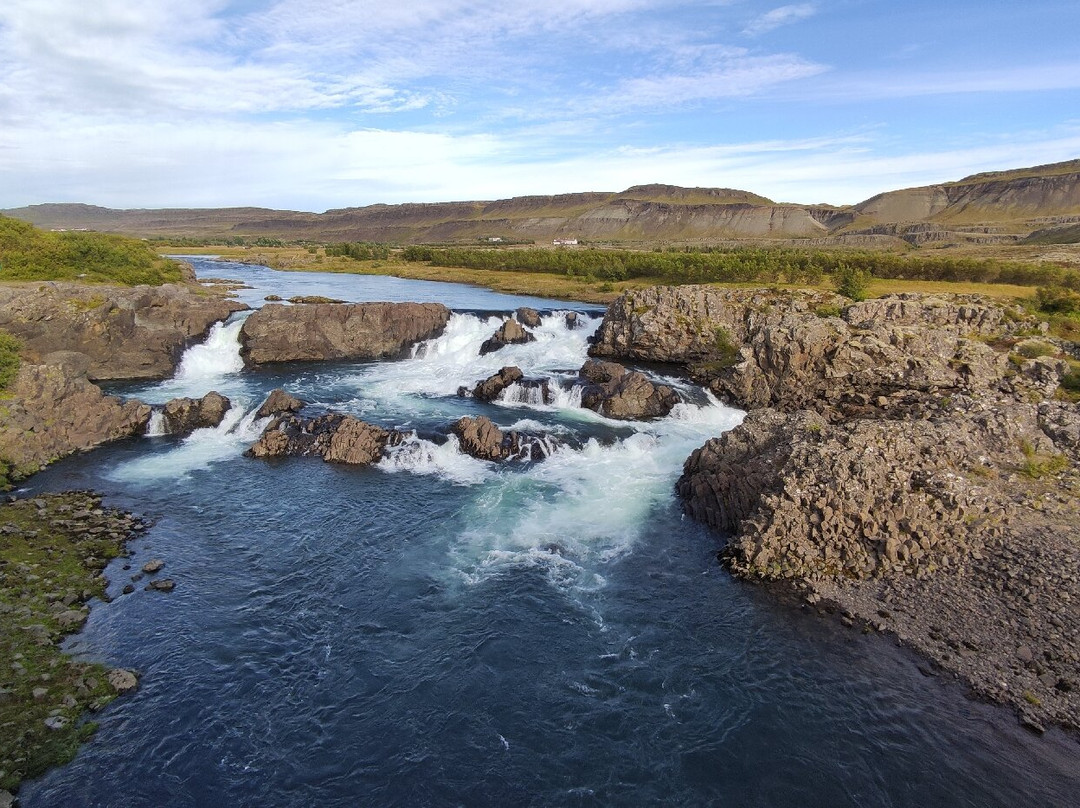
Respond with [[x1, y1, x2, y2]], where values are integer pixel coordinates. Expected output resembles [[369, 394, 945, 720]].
[[5, 158, 1080, 246]]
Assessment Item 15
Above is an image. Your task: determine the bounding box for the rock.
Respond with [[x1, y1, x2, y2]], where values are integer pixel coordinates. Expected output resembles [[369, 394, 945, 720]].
[[472, 366, 524, 402], [106, 668, 138, 694], [0, 361, 151, 479], [287, 295, 345, 304], [142, 559, 165, 574], [32, 686, 48, 702], [264, 294, 283, 302], [565, 311, 581, 330], [44, 715, 70, 731], [515, 307, 542, 328], [0, 282, 247, 381], [248, 412, 403, 465], [578, 359, 679, 420], [479, 318, 536, 356], [451, 416, 552, 462], [161, 391, 231, 435], [239, 302, 450, 365], [147, 578, 175, 592], [0, 790, 13, 808], [256, 388, 306, 418], [56, 609, 87, 629]]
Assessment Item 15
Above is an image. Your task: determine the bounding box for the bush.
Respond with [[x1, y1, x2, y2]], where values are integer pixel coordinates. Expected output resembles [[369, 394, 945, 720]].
[[0, 331, 20, 391], [833, 264, 871, 301], [1036, 285, 1080, 314]]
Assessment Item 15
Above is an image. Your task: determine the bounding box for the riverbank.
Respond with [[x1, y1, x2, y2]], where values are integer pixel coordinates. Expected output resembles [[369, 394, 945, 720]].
[[0, 492, 146, 799]]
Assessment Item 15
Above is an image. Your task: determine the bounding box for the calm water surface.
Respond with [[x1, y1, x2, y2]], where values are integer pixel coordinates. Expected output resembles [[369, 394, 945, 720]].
[[16, 259, 1080, 806]]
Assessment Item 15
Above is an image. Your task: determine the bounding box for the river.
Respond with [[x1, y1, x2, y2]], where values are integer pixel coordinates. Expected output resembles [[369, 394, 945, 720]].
[[15, 258, 1080, 806]]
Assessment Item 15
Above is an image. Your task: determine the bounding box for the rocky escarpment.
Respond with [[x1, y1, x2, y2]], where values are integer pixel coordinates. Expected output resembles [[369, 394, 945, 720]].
[[596, 285, 1080, 730], [239, 302, 450, 365], [0, 282, 246, 381], [0, 353, 151, 479]]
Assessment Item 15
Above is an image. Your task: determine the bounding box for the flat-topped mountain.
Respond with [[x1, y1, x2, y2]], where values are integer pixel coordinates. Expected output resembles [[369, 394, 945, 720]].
[[6, 158, 1080, 245]]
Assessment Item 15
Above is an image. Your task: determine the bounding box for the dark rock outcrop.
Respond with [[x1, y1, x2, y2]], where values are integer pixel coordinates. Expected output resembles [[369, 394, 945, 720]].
[[0, 283, 246, 381], [451, 416, 552, 462], [515, 307, 542, 328], [578, 359, 679, 420], [248, 413, 403, 465], [0, 356, 151, 478], [472, 366, 524, 401], [239, 302, 450, 365], [256, 388, 306, 418], [161, 391, 231, 435], [479, 318, 536, 356]]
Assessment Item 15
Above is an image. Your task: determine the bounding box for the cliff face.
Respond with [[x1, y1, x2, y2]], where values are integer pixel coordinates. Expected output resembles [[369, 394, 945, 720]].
[[7, 159, 1078, 244]]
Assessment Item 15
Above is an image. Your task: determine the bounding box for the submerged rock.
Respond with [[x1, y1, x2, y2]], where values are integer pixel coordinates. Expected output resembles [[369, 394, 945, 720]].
[[578, 359, 679, 420], [240, 301, 450, 365], [161, 391, 231, 435], [479, 318, 536, 356]]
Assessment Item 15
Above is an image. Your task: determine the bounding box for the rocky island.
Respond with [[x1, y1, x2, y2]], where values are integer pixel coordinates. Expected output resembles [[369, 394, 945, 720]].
[[592, 285, 1080, 731]]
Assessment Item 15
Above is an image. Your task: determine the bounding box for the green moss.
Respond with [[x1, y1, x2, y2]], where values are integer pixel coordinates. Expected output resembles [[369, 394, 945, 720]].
[[0, 331, 20, 394], [1015, 340, 1056, 359], [0, 493, 145, 794], [1017, 440, 1069, 479], [815, 304, 842, 318]]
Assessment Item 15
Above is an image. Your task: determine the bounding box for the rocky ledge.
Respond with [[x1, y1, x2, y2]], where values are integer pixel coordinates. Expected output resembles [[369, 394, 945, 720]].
[[0, 282, 246, 381], [239, 301, 450, 365], [596, 285, 1080, 731]]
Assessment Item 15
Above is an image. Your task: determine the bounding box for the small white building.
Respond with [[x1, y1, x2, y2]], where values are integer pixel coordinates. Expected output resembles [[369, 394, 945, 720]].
[[553, 238, 579, 246]]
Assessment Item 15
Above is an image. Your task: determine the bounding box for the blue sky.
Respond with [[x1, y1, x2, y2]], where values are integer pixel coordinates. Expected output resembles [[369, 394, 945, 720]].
[[1, 0, 1079, 210]]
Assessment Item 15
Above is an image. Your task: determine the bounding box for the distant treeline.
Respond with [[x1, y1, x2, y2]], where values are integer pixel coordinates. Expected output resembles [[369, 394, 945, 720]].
[[402, 245, 1080, 289], [325, 241, 391, 261], [151, 236, 289, 248], [0, 216, 183, 285]]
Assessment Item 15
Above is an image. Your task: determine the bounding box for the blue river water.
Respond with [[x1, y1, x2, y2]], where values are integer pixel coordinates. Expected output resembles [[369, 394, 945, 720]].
[[15, 258, 1080, 806]]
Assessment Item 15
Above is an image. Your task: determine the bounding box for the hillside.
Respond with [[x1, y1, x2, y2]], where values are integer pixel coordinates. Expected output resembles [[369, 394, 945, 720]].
[[4, 159, 1080, 246]]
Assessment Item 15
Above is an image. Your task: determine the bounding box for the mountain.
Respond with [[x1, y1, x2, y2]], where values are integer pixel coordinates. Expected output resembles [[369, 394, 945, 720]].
[[5, 159, 1080, 246]]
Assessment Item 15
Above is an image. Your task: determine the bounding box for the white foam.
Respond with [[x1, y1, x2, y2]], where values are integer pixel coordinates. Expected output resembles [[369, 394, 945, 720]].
[[376, 433, 494, 486], [175, 319, 245, 381], [145, 411, 167, 437]]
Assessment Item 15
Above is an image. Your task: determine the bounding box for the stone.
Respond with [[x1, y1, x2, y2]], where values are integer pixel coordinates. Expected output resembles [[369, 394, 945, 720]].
[[148, 578, 175, 592], [44, 715, 69, 731], [32, 686, 48, 702], [248, 413, 402, 466], [479, 318, 536, 356], [142, 559, 165, 574], [577, 359, 679, 420], [256, 389, 306, 418], [472, 366, 523, 402], [515, 307, 543, 328], [240, 301, 450, 365], [106, 668, 138, 694], [451, 416, 551, 462]]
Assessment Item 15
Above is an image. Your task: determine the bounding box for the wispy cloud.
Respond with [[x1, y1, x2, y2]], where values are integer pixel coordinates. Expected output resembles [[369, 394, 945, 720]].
[[743, 4, 817, 36]]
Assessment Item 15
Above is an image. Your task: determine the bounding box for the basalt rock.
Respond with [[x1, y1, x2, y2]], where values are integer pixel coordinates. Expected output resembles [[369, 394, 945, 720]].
[[515, 307, 543, 328], [0, 357, 151, 479], [0, 282, 246, 381], [451, 416, 553, 462], [256, 388, 306, 418], [239, 301, 450, 365], [472, 366, 524, 402], [578, 359, 679, 420], [161, 391, 231, 435], [247, 412, 404, 465], [479, 318, 536, 356]]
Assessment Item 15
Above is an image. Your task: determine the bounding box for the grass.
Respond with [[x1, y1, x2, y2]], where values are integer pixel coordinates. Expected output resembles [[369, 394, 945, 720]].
[[0, 493, 145, 794], [0, 215, 184, 286], [0, 332, 19, 393], [1017, 439, 1070, 479]]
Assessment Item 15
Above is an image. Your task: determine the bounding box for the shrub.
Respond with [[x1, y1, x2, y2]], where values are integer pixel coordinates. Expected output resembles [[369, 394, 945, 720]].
[[833, 264, 871, 301], [0, 331, 20, 391], [1036, 285, 1080, 314]]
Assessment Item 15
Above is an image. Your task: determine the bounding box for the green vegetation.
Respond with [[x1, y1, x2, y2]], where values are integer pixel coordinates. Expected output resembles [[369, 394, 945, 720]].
[[833, 263, 872, 301], [325, 241, 392, 261], [0, 494, 142, 794], [0, 331, 20, 392], [0, 215, 183, 285], [1017, 439, 1070, 479], [815, 304, 843, 318], [402, 244, 1077, 289], [1015, 340, 1056, 359]]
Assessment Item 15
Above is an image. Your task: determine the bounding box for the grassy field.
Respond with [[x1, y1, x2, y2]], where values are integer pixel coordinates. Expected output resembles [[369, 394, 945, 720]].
[[171, 245, 1046, 305]]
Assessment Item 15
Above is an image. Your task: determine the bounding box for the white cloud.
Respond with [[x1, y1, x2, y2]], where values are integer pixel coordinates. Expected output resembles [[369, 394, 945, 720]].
[[743, 4, 817, 36]]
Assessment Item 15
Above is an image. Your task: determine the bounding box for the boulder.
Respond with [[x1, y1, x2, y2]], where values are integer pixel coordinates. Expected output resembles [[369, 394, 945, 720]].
[[106, 668, 139, 694], [451, 416, 552, 462], [479, 318, 536, 356], [0, 282, 247, 381], [248, 412, 403, 465], [161, 391, 231, 435], [472, 366, 523, 402], [578, 359, 679, 420], [564, 311, 581, 330], [239, 302, 450, 365], [515, 307, 543, 328], [256, 388, 306, 418]]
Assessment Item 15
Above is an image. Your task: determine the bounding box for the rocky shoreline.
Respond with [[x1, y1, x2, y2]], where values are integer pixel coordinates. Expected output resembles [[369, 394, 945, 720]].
[[592, 285, 1080, 732]]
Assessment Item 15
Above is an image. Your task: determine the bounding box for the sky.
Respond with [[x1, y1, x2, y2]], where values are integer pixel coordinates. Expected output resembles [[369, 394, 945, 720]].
[[1, 0, 1079, 211]]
